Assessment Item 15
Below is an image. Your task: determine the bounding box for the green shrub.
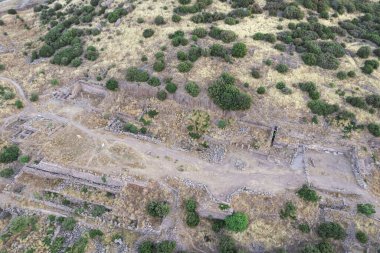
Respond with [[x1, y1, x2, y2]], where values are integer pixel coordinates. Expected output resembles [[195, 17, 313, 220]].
[[276, 63, 289, 73], [279, 201, 297, 220], [39, 44, 55, 57], [143, 29, 155, 38], [85, 46, 99, 61], [356, 231, 368, 244], [165, 82, 177, 93], [274, 43, 286, 52], [186, 211, 200, 227], [346, 96, 367, 109], [225, 212, 249, 232], [0, 64, 5, 71], [219, 236, 238, 253], [302, 53, 317, 66], [177, 51, 188, 61], [317, 53, 340, 70], [124, 123, 139, 134], [307, 100, 339, 116], [9, 216, 37, 234], [15, 99, 23, 109], [61, 217, 76, 231], [297, 184, 320, 202], [298, 223, 311, 233], [0, 168, 14, 178], [7, 9, 17, 15], [231, 42, 247, 58], [157, 90, 167, 101], [192, 28, 208, 38], [71, 57, 82, 67], [154, 15, 165, 25], [19, 155, 30, 164], [139, 241, 155, 253], [253, 32, 276, 43], [366, 95, 380, 108], [185, 82, 200, 97], [217, 120, 227, 129], [126, 67, 149, 82], [224, 17, 238, 25], [336, 71, 347, 80], [283, 5, 304, 20], [209, 44, 228, 58], [257, 86, 266, 94], [153, 60, 166, 72], [347, 70, 356, 78], [106, 78, 118, 91], [147, 201, 170, 218], [184, 199, 197, 212], [251, 68, 261, 78], [91, 205, 107, 217], [172, 14, 181, 22], [211, 219, 225, 233], [357, 46, 371, 58], [88, 229, 103, 239], [208, 73, 252, 110], [177, 61, 193, 72], [276, 81, 286, 90], [368, 123, 380, 137], [317, 222, 346, 240], [148, 77, 161, 87], [0, 145, 20, 163], [188, 46, 202, 62], [156, 240, 176, 253]]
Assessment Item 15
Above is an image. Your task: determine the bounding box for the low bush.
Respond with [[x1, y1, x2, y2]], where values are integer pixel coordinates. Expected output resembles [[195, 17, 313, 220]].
[[307, 100, 339, 116], [19, 155, 30, 164], [0, 145, 20, 163], [357, 46, 371, 58], [280, 201, 297, 220], [9, 216, 37, 234], [257, 86, 266, 94], [165, 82, 177, 93], [283, 5, 304, 20], [231, 42, 247, 58], [368, 123, 380, 137], [251, 68, 261, 79], [219, 236, 238, 253], [185, 82, 200, 97], [84, 46, 99, 61], [225, 17, 238, 25], [153, 60, 166, 72], [208, 73, 252, 110], [186, 211, 200, 227], [62, 217, 76, 231], [106, 78, 118, 91], [126, 67, 149, 82], [297, 184, 320, 202], [7, 9, 17, 15], [15, 100, 23, 109], [276, 63, 289, 73], [253, 32, 276, 43], [154, 15, 165, 25], [143, 29, 155, 38], [172, 14, 181, 22], [356, 231, 368, 244], [147, 201, 170, 218], [210, 44, 228, 58], [138, 241, 155, 253], [88, 229, 103, 239], [209, 27, 237, 43], [346, 96, 367, 109], [177, 61, 193, 72], [147, 77, 161, 87], [366, 94, 380, 108], [336, 71, 347, 80], [192, 27, 208, 38], [274, 43, 286, 52], [317, 222, 346, 240], [298, 223, 311, 233], [124, 123, 139, 134], [157, 90, 167, 101], [225, 212, 249, 232], [0, 168, 14, 178]]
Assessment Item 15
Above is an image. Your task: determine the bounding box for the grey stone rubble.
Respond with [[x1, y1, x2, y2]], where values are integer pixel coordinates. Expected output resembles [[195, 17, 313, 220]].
[[350, 147, 367, 189]]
